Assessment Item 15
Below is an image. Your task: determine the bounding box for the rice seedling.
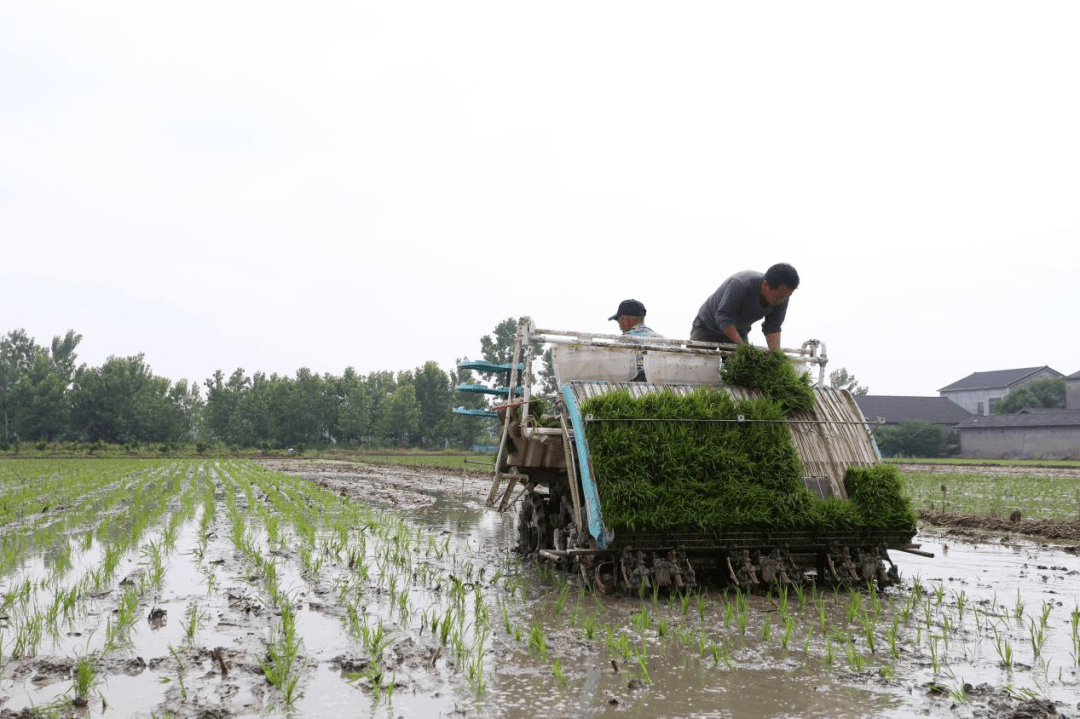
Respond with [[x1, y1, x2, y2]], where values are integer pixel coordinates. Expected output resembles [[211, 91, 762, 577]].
[[552, 657, 568, 686], [953, 589, 967, 620], [780, 614, 795, 650], [1070, 606, 1080, 666], [887, 615, 901, 659], [528, 624, 547, 662], [166, 645, 188, 700], [1027, 618, 1045, 658], [633, 641, 651, 684], [631, 607, 650, 632], [860, 609, 877, 654], [1038, 600, 1052, 630], [70, 652, 99, 706], [928, 635, 944, 674], [182, 604, 206, 644], [843, 635, 865, 672], [260, 598, 305, 706], [553, 582, 570, 616], [846, 590, 863, 623], [573, 610, 594, 641]]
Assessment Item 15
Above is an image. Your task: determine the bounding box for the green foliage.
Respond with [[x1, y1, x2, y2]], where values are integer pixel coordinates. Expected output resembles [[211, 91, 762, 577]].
[[478, 317, 556, 396], [2, 325, 491, 451], [582, 387, 914, 532], [829, 367, 868, 395], [994, 377, 1066, 414], [718, 345, 815, 414], [873, 420, 949, 458], [71, 354, 199, 444], [844, 465, 917, 531], [381, 383, 421, 446]]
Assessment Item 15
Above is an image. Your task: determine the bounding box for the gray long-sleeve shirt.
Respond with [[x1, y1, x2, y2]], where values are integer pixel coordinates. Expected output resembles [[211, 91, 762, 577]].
[[695, 270, 789, 341]]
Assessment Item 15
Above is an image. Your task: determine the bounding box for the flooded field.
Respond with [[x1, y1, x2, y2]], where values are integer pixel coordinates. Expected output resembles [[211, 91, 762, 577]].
[[0, 458, 1078, 718]]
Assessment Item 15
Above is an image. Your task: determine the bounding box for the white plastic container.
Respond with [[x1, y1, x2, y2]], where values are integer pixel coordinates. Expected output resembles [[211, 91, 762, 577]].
[[642, 350, 722, 385], [553, 344, 637, 386]]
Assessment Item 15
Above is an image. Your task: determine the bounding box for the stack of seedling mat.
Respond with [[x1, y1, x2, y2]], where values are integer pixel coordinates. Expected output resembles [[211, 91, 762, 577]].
[[581, 345, 916, 534]]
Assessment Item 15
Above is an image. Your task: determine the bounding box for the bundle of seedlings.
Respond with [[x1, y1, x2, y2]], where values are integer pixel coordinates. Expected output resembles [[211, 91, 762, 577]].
[[582, 386, 914, 534], [718, 344, 815, 414], [844, 464, 918, 532]]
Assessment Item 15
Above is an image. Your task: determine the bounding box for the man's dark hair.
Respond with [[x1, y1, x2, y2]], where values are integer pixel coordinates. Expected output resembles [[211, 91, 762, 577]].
[[764, 263, 800, 290]]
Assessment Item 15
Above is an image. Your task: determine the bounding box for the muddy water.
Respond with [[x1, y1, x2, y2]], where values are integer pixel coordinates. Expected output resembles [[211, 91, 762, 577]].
[[3, 460, 1078, 718], [305, 462, 1080, 718]]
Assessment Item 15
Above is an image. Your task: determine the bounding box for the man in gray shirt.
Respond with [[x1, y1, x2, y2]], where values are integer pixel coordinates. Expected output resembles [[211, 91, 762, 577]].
[[690, 263, 800, 352]]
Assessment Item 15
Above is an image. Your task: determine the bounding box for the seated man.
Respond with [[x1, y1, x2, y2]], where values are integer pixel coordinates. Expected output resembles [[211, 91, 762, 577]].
[[609, 299, 662, 382]]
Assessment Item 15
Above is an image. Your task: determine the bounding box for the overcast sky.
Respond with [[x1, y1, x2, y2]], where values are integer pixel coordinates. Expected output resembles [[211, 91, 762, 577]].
[[4, 2, 1079, 397]]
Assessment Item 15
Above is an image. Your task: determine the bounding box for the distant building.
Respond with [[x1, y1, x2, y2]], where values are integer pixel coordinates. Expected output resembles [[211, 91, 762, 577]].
[[938, 366, 1064, 416], [854, 395, 972, 428], [954, 369, 1080, 459], [1069, 370, 1080, 410]]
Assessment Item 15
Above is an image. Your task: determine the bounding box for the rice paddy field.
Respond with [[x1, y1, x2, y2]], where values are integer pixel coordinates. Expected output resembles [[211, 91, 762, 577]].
[[901, 463, 1080, 522], [0, 457, 1078, 718]]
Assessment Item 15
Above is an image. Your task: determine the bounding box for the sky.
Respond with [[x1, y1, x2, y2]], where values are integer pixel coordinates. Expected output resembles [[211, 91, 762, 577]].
[[4, 2, 1079, 397]]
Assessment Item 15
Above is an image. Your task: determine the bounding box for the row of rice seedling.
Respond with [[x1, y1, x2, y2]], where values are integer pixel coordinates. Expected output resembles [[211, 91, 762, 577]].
[[0, 460, 214, 711], [509, 555, 1079, 711], [202, 459, 523, 706], [902, 470, 1080, 520], [3, 457, 1074, 714]]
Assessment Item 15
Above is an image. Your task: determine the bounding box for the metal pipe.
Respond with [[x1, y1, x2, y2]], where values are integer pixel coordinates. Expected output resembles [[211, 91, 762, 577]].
[[530, 328, 826, 365], [889, 546, 935, 558]]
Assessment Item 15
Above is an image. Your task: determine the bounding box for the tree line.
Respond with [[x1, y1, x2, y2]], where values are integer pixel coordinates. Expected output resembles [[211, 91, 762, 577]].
[[0, 327, 498, 451]]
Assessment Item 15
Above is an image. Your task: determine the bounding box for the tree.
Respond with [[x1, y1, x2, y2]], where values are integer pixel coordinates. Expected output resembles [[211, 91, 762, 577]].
[[335, 367, 373, 445], [204, 369, 250, 446], [412, 361, 454, 447], [829, 367, 868, 395], [479, 317, 552, 396], [365, 370, 398, 444], [381, 383, 421, 446], [994, 377, 1066, 414], [873, 419, 948, 458], [13, 355, 71, 441], [1, 329, 47, 441], [71, 354, 191, 443]]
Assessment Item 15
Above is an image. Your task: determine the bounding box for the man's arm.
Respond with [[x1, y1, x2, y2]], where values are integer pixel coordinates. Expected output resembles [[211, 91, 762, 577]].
[[721, 325, 744, 345], [764, 332, 781, 352]]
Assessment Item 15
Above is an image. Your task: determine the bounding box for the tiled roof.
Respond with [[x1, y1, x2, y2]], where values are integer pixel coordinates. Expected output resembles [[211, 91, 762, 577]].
[[956, 411, 1080, 429], [1068, 370, 1080, 380], [938, 366, 1063, 392], [854, 395, 973, 425]]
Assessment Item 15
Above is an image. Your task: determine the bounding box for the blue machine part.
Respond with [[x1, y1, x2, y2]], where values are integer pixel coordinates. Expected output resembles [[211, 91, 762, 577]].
[[561, 384, 608, 549], [457, 360, 524, 373], [454, 384, 523, 396], [452, 407, 498, 418]]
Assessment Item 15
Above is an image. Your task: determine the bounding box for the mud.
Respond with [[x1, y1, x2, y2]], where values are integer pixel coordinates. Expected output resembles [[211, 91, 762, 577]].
[[919, 509, 1080, 544], [896, 462, 1080, 479], [262, 459, 1080, 719], [1, 458, 1078, 718]]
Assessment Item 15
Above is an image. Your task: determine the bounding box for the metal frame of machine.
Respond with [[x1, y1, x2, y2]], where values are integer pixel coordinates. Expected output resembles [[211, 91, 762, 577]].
[[457, 317, 925, 592]]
